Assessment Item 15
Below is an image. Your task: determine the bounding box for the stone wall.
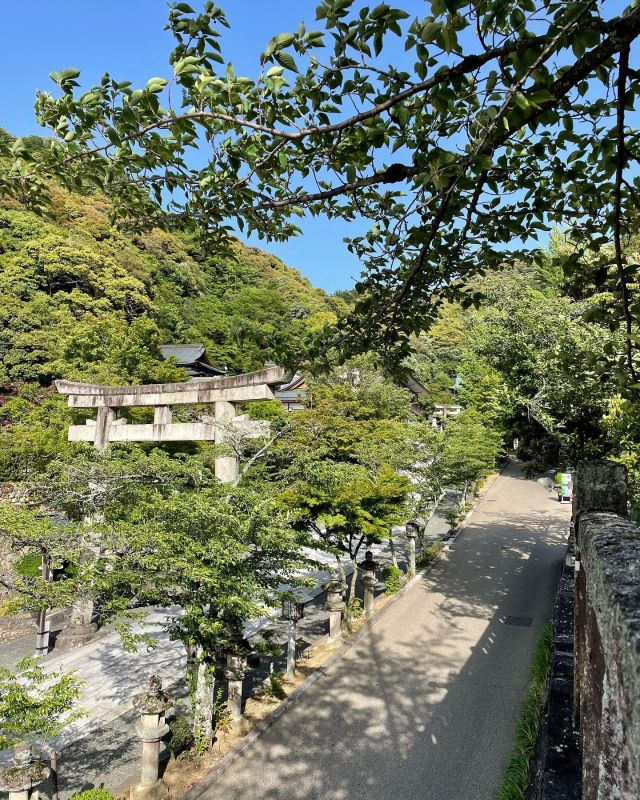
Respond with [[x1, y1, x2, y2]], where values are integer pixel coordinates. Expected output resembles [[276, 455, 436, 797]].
[[573, 461, 640, 800], [535, 542, 581, 800]]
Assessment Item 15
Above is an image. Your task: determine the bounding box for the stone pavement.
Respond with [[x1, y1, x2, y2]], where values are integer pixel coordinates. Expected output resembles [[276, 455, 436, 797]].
[[0, 492, 460, 798], [0, 631, 34, 670], [199, 461, 570, 800]]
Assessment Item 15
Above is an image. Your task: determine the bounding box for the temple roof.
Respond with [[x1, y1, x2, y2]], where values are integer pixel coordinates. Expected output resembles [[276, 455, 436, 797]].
[[159, 344, 226, 377]]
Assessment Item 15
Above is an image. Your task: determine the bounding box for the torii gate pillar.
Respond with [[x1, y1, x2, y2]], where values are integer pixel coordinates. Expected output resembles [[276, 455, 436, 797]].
[[214, 400, 239, 484]]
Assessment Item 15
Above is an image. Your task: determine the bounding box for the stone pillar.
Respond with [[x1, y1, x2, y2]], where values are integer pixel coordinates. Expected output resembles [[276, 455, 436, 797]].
[[323, 578, 345, 641], [0, 744, 50, 800], [94, 406, 116, 451], [405, 522, 419, 577], [153, 406, 172, 426], [214, 400, 239, 484], [573, 461, 627, 534], [285, 619, 297, 680], [225, 651, 248, 721], [56, 596, 98, 650], [359, 550, 378, 616], [34, 554, 53, 657], [131, 675, 172, 800], [572, 459, 628, 781]]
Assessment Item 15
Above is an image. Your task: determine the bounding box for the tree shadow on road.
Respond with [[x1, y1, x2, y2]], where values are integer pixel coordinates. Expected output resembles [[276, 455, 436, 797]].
[[203, 485, 570, 800]]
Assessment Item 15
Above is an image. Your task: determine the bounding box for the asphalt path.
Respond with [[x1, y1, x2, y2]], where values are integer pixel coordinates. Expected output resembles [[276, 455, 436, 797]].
[[202, 461, 571, 800]]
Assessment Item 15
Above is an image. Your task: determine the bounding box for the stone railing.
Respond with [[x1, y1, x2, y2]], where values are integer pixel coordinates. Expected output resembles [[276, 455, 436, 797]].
[[573, 460, 640, 800]]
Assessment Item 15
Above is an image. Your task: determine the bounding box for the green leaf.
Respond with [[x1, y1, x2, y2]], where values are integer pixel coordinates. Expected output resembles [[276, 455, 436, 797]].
[[275, 51, 298, 72], [146, 77, 168, 93], [60, 68, 81, 81]]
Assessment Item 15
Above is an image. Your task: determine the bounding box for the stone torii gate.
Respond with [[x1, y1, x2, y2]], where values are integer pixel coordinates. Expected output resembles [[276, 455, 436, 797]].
[[55, 365, 288, 484]]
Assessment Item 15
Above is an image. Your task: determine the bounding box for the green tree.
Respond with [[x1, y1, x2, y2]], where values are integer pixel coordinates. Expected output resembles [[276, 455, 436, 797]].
[[0, 657, 84, 750], [282, 462, 409, 622], [8, 1, 640, 375], [441, 410, 503, 503], [253, 359, 444, 578], [0, 447, 309, 748], [467, 262, 615, 465]]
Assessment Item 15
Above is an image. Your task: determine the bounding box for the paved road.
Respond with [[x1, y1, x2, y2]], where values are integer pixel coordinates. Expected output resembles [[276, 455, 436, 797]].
[[202, 461, 571, 800]]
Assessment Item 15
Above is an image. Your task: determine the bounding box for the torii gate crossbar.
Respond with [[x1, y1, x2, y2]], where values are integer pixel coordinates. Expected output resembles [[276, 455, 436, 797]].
[[55, 365, 289, 483]]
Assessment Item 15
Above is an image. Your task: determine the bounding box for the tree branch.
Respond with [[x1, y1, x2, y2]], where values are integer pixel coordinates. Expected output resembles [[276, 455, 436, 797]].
[[233, 425, 291, 486], [613, 44, 638, 384], [41, 31, 560, 176], [385, 2, 640, 323], [261, 162, 422, 209]]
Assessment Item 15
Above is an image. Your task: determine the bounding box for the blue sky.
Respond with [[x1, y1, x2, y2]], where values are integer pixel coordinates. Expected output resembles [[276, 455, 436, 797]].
[[0, 1, 425, 293], [1, 1, 629, 292]]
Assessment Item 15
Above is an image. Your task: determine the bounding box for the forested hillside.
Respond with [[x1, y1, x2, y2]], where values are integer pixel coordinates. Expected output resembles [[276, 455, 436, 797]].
[[0, 128, 344, 477], [0, 131, 636, 502], [1, 123, 638, 504]]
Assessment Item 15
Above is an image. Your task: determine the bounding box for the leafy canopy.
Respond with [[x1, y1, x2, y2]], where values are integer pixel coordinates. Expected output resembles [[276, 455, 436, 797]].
[[0, 657, 84, 749], [5, 0, 640, 372]]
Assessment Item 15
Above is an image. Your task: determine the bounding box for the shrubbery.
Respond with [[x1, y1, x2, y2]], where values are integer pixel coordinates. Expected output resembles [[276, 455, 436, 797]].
[[417, 541, 444, 569], [69, 789, 116, 800], [169, 714, 194, 757], [262, 671, 286, 700], [382, 564, 403, 594]]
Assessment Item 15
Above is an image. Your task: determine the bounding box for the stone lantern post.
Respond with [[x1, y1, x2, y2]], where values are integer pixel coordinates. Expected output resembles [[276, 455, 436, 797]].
[[224, 638, 251, 721], [281, 599, 305, 680], [405, 521, 419, 577], [359, 550, 378, 616], [0, 743, 49, 800], [34, 553, 53, 657], [323, 578, 345, 641], [131, 675, 173, 800]]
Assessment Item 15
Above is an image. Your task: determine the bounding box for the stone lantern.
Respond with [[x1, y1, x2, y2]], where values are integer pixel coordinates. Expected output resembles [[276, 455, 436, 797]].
[[131, 675, 173, 800], [0, 743, 50, 800], [359, 550, 378, 616], [224, 637, 251, 721], [405, 521, 420, 577], [322, 578, 345, 641], [281, 598, 305, 680]]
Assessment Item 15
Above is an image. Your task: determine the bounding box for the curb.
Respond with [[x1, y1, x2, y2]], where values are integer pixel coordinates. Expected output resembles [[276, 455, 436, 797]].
[[180, 566, 432, 800]]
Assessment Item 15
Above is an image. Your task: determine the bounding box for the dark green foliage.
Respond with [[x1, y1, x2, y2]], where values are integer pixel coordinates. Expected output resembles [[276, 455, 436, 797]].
[[417, 541, 444, 570], [382, 564, 403, 594], [169, 714, 195, 756], [265, 671, 286, 700], [445, 502, 473, 530]]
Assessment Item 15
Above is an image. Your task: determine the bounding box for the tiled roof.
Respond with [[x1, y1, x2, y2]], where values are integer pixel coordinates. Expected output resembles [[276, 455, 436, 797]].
[[159, 344, 226, 376]]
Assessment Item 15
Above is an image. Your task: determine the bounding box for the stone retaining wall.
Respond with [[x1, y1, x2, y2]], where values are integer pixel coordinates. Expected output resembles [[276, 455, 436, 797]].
[[573, 461, 640, 800], [536, 543, 581, 800]]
